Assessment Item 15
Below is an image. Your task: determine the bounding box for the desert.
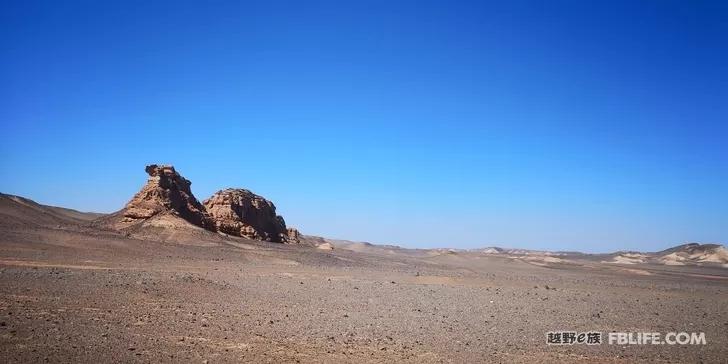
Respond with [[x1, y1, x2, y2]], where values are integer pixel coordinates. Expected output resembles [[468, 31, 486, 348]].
[[1, 165, 726, 363], [3, 2, 727, 363]]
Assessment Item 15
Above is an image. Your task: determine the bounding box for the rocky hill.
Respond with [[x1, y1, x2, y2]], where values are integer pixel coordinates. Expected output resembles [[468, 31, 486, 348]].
[[96, 164, 301, 244], [595, 243, 728, 267], [204, 188, 299, 243], [0, 193, 102, 228], [656, 243, 728, 266]]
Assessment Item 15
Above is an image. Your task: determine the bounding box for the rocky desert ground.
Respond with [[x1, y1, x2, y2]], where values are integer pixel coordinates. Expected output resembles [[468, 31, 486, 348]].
[[1, 166, 727, 363]]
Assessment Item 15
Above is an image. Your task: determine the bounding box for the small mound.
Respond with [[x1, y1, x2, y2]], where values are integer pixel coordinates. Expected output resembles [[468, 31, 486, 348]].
[[659, 253, 686, 266], [523, 256, 565, 263], [604, 253, 647, 265]]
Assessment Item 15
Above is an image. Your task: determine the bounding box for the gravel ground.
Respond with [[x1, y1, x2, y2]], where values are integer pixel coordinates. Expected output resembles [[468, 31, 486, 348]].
[[1, 226, 727, 363]]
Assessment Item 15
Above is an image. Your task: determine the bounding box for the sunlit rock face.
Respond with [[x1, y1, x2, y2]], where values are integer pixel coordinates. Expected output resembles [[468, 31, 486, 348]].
[[122, 164, 214, 230], [203, 188, 298, 243]]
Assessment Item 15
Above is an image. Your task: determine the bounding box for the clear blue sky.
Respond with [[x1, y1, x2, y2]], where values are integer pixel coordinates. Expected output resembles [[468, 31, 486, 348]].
[[1, 1, 726, 252]]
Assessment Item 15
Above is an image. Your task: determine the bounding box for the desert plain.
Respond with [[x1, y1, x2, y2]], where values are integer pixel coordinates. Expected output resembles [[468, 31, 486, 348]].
[[1, 169, 727, 363]]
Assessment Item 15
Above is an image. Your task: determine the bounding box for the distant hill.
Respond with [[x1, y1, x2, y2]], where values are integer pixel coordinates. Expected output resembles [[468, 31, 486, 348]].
[[0, 193, 103, 228], [2, 190, 725, 268]]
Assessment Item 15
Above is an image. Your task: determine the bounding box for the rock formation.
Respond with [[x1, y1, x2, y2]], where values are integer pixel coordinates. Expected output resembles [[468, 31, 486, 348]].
[[121, 164, 214, 230], [203, 188, 298, 243], [101, 164, 304, 244], [287, 227, 301, 243]]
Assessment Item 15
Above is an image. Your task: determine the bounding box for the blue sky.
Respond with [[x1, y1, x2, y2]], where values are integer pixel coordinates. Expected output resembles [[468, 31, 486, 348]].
[[1, 1, 726, 252]]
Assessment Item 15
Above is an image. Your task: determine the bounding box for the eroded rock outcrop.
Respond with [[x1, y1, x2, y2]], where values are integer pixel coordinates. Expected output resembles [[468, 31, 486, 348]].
[[102, 164, 304, 243], [121, 164, 214, 230], [287, 227, 301, 243], [203, 188, 298, 243]]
